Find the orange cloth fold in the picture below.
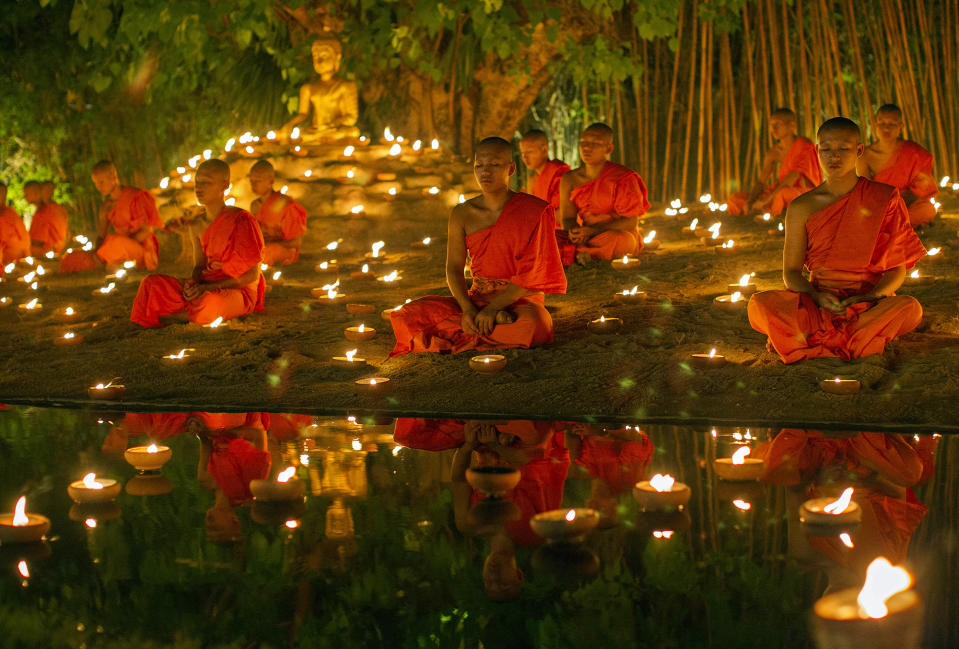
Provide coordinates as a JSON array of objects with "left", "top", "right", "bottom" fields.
[
  {"left": 530, "top": 159, "right": 571, "bottom": 213},
  {"left": 130, "top": 206, "right": 264, "bottom": 327},
  {"left": 390, "top": 193, "right": 566, "bottom": 355},
  {"left": 29, "top": 203, "right": 69, "bottom": 255},
  {"left": 728, "top": 136, "right": 822, "bottom": 216},
  {"left": 748, "top": 178, "right": 925, "bottom": 363},
  {"left": 0, "top": 206, "right": 30, "bottom": 263},
  {"left": 570, "top": 162, "right": 649, "bottom": 259},
  {"left": 575, "top": 434, "right": 655, "bottom": 494},
  {"left": 872, "top": 140, "right": 938, "bottom": 227},
  {"left": 254, "top": 191, "right": 307, "bottom": 265}
]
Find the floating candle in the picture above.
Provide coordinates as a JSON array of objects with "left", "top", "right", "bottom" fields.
[
  {"left": 615, "top": 285, "right": 646, "bottom": 302},
  {"left": 610, "top": 255, "right": 641, "bottom": 270},
  {"left": 587, "top": 315, "right": 623, "bottom": 334},
  {"left": 800, "top": 487, "right": 862, "bottom": 526},
  {"left": 67, "top": 473, "right": 121, "bottom": 504},
  {"left": 712, "top": 446, "right": 765, "bottom": 481},
  {"left": 530, "top": 508, "right": 599, "bottom": 543},
  {"left": 469, "top": 354, "right": 507, "bottom": 375},
  {"left": 344, "top": 324, "right": 376, "bottom": 342},
  {"left": 250, "top": 466, "right": 306, "bottom": 502},
  {"left": 715, "top": 239, "right": 738, "bottom": 255},
  {"left": 0, "top": 497, "right": 50, "bottom": 544},
  {"left": 820, "top": 377, "right": 861, "bottom": 395},
  {"left": 124, "top": 444, "right": 172, "bottom": 472},
  {"left": 690, "top": 348, "right": 726, "bottom": 368},
  {"left": 633, "top": 474, "right": 691, "bottom": 510}
]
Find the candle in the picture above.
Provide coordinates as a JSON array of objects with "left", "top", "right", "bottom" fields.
[
  {"left": 615, "top": 285, "right": 646, "bottom": 302},
  {"left": 713, "top": 292, "right": 746, "bottom": 312},
  {"left": 332, "top": 349, "right": 368, "bottom": 368},
  {"left": 366, "top": 241, "right": 386, "bottom": 260},
  {"left": 712, "top": 447, "right": 765, "bottom": 481},
  {"left": 0, "top": 497, "right": 50, "bottom": 544},
  {"left": 88, "top": 380, "right": 125, "bottom": 400},
  {"left": 314, "top": 260, "right": 339, "bottom": 273},
  {"left": 270, "top": 270, "right": 283, "bottom": 284},
  {"left": 56, "top": 306, "right": 80, "bottom": 323},
  {"left": 203, "top": 316, "right": 225, "bottom": 331},
  {"left": 124, "top": 444, "right": 172, "bottom": 472},
  {"left": 382, "top": 300, "right": 410, "bottom": 321},
  {"left": 727, "top": 273, "right": 757, "bottom": 295},
  {"left": 642, "top": 230, "right": 661, "bottom": 250},
  {"left": 54, "top": 331, "right": 83, "bottom": 346},
  {"left": 800, "top": 487, "right": 862, "bottom": 526},
  {"left": 410, "top": 236, "right": 432, "bottom": 248},
  {"left": 820, "top": 377, "right": 861, "bottom": 395},
  {"left": 92, "top": 282, "right": 117, "bottom": 296},
  {"left": 690, "top": 348, "right": 726, "bottom": 368},
  {"left": 587, "top": 315, "right": 623, "bottom": 334},
  {"left": 17, "top": 298, "right": 41, "bottom": 312},
  {"left": 923, "top": 246, "right": 942, "bottom": 261},
  {"left": 469, "top": 354, "right": 507, "bottom": 374},
  {"left": 530, "top": 508, "right": 600, "bottom": 543},
  {"left": 610, "top": 255, "right": 641, "bottom": 270},
  {"left": 633, "top": 474, "right": 691, "bottom": 511},
  {"left": 250, "top": 466, "right": 306, "bottom": 502},
  {"left": 715, "top": 240, "right": 738, "bottom": 255},
  {"left": 465, "top": 466, "right": 521, "bottom": 497},
  {"left": 344, "top": 324, "right": 376, "bottom": 342},
  {"left": 67, "top": 473, "right": 121, "bottom": 504},
  {"left": 904, "top": 269, "right": 934, "bottom": 285},
  {"left": 377, "top": 270, "right": 402, "bottom": 283},
  {"left": 346, "top": 303, "right": 376, "bottom": 315},
  {"left": 350, "top": 264, "right": 376, "bottom": 280},
  {"left": 160, "top": 348, "right": 195, "bottom": 365},
  {"left": 354, "top": 377, "right": 391, "bottom": 394},
  {"left": 812, "top": 558, "right": 921, "bottom": 649}
]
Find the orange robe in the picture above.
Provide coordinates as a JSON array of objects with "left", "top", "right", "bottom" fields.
[
  {"left": 60, "top": 187, "right": 162, "bottom": 273},
  {"left": 29, "top": 203, "right": 69, "bottom": 256},
  {"left": 253, "top": 191, "right": 307, "bottom": 265},
  {"left": 871, "top": 140, "right": 938, "bottom": 227},
  {"left": 390, "top": 193, "right": 566, "bottom": 355},
  {"left": 531, "top": 159, "right": 571, "bottom": 212},
  {"left": 575, "top": 434, "right": 655, "bottom": 495},
  {"left": 728, "top": 136, "right": 822, "bottom": 216},
  {"left": 748, "top": 178, "right": 925, "bottom": 363},
  {"left": 570, "top": 161, "right": 649, "bottom": 259},
  {"left": 130, "top": 206, "right": 265, "bottom": 327},
  {"left": 0, "top": 206, "right": 30, "bottom": 263}
]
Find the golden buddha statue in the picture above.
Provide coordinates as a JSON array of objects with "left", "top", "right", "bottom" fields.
[{"left": 280, "top": 37, "right": 359, "bottom": 143}]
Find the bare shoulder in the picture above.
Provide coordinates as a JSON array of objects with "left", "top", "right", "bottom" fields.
[
  {"left": 563, "top": 166, "right": 588, "bottom": 187},
  {"left": 450, "top": 200, "right": 478, "bottom": 225},
  {"left": 785, "top": 188, "right": 823, "bottom": 224}
]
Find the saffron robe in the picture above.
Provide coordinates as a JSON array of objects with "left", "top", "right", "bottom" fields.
[
  {"left": 60, "top": 187, "right": 162, "bottom": 272},
  {"left": 570, "top": 162, "right": 650, "bottom": 259},
  {"left": 531, "top": 159, "right": 571, "bottom": 212},
  {"left": 254, "top": 191, "right": 307, "bottom": 265},
  {"left": 748, "top": 178, "right": 925, "bottom": 363},
  {"left": 575, "top": 433, "right": 655, "bottom": 495},
  {"left": 728, "top": 136, "right": 822, "bottom": 216},
  {"left": 390, "top": 193, "right": 566, "bottom": 355},
  {"left": 29, "top": 203, "right": 69, "bottom": 256},
  {"left": 130, "top": 206, "right": 265, "bottom": 327},
  {"left": 0, "top": 206, "right": 30, "bottom": 263},
  {"left": 871, "top": 140, "right": 938, "bottom": 227}
]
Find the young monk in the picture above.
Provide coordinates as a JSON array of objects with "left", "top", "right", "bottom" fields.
[
  {"left": 390, "top": 137, "right": 566, "bottom": 355},
  {"left": 0, "top": 183, "right": 30, "bottom": 264},
  {"left": 519, "top": 130, "right": 570, "bottom": 213},
  {"left": 748, "top": 117, "right": 926, "bottom": 364},
  {"left": 25, "top": 180, "right": 69, "bottom": 256},
  {"left": 728, "top": 108, "right": 821, "bottom": 217},
  {"left": 858, "top": 104, "right": 938, "bottom": 228},
  {"left": 558, "top": 122, "right": 649, "bottom": 263},
  {"left": 130, "top": 159, "right": 265, "bottom": 327},
  {"left": 59, "top": 161, "right": 162, "bottom": 273},
  {"left": 248, "top": 160, "right": 308, "bottom": 265}
]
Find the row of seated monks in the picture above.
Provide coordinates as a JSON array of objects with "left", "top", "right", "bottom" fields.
[{"left": 0, "top": 180, "right": 69, "bottom": 261}]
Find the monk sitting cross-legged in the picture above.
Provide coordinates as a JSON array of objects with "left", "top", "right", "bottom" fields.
[
  {"left": 728, "top": 108, "right": 822, "bottom": 217},
  {"left": 130, "top": 159, "right": 265, "bottom": 327},
  {"left": 0, "top": 182, "right": 30, "bottom": 265},
  {"left": 748, "top": 117, "right": 926, "bottom": 364},
  {"left": 390, "top": 137, "right": 566, "bottom": 355},
  {"left": 248, "top": 160, "right": 307, "bottom": 265},
  {"left": 558, "top": 122, "right": 649, "bottom": 264},
  {"left": 858, "top": 104, "right": 938, "bottom": 228},
  {"left": 25, "top": 180, "right": 68, "bottom": 257},
  {"left": 59, "top": 160, "right": 162, "bottom": 273}
]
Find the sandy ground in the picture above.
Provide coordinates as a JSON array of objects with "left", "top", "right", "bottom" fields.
[{"left": 2, "top": 191, "right": 959, "bottom": 431}]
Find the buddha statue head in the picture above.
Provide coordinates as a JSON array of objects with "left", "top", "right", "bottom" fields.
[{"left": 312, "top": 37, "right": 342, "bottom": 80}]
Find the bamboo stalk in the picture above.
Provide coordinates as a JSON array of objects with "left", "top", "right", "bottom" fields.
[
  {"left": 660, "top": 1, "right": 685, "bottom": 200},
  {"left": 695, "top": 20, "right": 707, "bottom": 197},
  {"left": 781, "top": 0, "right": 794, "bottom": 109},
  {"left": 766, "top": 0, "right": 784, "bottom": 107},
  {"left": 680, "top": 0, "right": 700, "bottom": 201}
]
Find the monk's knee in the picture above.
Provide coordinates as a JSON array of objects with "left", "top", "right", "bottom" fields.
[
  {"left": 895, "top": 295, "right": 923, "bottom": 332},
  {"left": 188, "top": 294, "right": 225, "bottom": 325}
]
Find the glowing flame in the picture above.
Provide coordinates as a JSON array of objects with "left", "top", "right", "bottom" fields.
[
  {"left": 857, "top": 557, "right": 912, "bottom": 619},
  {"left": 388, "top": 143, "right": 402, "bottom": 156},
  {"left": 699, "top": 194, "right": 711, "bottom": 203},
  {"left": 145, "top": 444, "right": 159, "bottom": 454},
  {"left": 927, "top": 247, "right": 941, "bottom": 256},
  {"left": 85, "top": 519, "right": 97, "bottom": 528},
  {"left": 203, "top": 149, "right": 212, "bottom": 159},
  {"left": 940, "top": 175, "right": 950, "bottom": 187},
  {"left": 722, "top": 240, "right": 735, "bottom": 249},
  {"left": 731, "top": 447, "right": 751, "bottom": 465},
  {"left": 708, "top": 222, "right": 721, "bottom": 238},
  {"left": 4, "top": 263, "right": 14, "bottom": 273},
  {"left": 285, "top": 520, "right": 299, "bottom": 529},
  {"left": 17, "top": 561, "right": 29, "bottom": 578},
  {"left": 369, "top": 379, "right": 378, "bottom": 386},
  {"left": 732, "top": 499, "right": 752, "bottom": 510},
  {"left": 345, "top": 349, "right": 357, "bottom": 362},
  {"left": 383, "top": 127, "right": 394, "bottom": 141},
  {"left": 123, "top": 261, "right": 135, "bottom": 269},
  {"left": 428, "top": 186, "right": 440, "bottom": 195},
  {"left": 649, "top": 473, "right": 676, "bottom": 492},
  {"left": 708, "top": 348, "right": 716, "bottom": 358},
  {"left": 280, "top": 185, "right": 288, "bottom": 194},
  {"left": 327, "top": 288, "right": 337, "bottom": 300},
  {"left": 689, "top": 218, "right": 699, "bottom": 230},
  {"left": 266, "top": 130, "right": 276, "bottom": 140},
  {"left": 357, "top": 324, "right": 366, "bottom": 333},
  {"left": 621, "top": 255, "right": 629, "bottom": 264},
  {"left": 25, "top": 298, "right": 38, "bottom": 309},
  {"left": 599, "top": 315, "right": 606, "bottom": 323},
  {"left": 644, "top": 230, "right": 656, "bottom": 243},
  {"left": 326, "top": 241, "right": 339, "bottom": 251},
  {"left": 762, "top": 212, "right": 771, "bottom": 221},
  {"left": 12, "top": 497, "right": 29, "bottom": 526},
  {"left": 824, "top": 487, "right": 854, "bottom": 514},
  {"left": 388, "top": 187, "right": 397, "bottom": 196},
  {"left": 343, "top": 145, "right": 355, "bottom": 157},
  {"left": 458, "top": 194, "right": 466, "bottom": 203},
  {"left": 350, "top": 205, "right": 364, "bottom": 214},
  {"left": 910, "top": 269, "right": 920, "bottom": 278},
  {"left": 351, "top": 439, "right": 362, "bottom": 451},
  {"left": 670, "top": 199, "right": 681, "bottom": 208},
  {"left": 381, "top": 270, "right": 399, "bottom": 282},
  {"left": 730, "top": 291, "right": 742, "bottom": 303},
  {"left": 272, "top": 271, "right": 282, "bottom": 281},
  {"left": 277, "top": 466, "right": 296, "bottom": 483},
  {"left": 421, "top": 237, "right": 431, "bottom": 245},
  {"left": 565, "top": 509, "right": 576, "bottom": 522},
  {"left": 361, "top": 264, "right": 369, "bottom": 273},
  {"left": 739, "top": 274, "right": 750, "bottom": 286},
  {"left": 371, "top": 241, "right": 385, "bottom": 257},
  {"left": 290, "top": 127, "right": 300, "bottom": 140},
  {"left": 208, "top": 316, "right": 223, "bottom": 328},
  {"left": 840, "top": 533, "right": 855, "bottom": 548},
  {"left": 303, "top": 170, "right": 312, "bottom": 178},
  {"left": 653, "top": 530, "right": 675, "bottom": 539},
  {"left": 182, "top": 174, "right": 192, "bottom": 183},
  {"left": 81, "top": 473, "right": 104, "bottom": 490},
  {"left": 63, "top": 332, "right": 75, "bottom": 340},
  {"left": 412, "top": 139, "right": 422, "bottom": 151},
  {"left": 225, "top": 137, "right": 235, "bottom": 152},
  {"left": 159, "top": 177, "right": 170, "bottom": 189}
]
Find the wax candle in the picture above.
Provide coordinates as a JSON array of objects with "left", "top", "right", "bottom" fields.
[
  {"left": 610, "top": 255, "right": 641, "bottom": 270},
  {"left": 350, "top": 264, "right": 376, "bottom": 280},
  {"left": 54, "top": 331, "right": 83, "bottom": 346},
  {"left": 642, "top": 230, "right": 661, "bottom": 250},
  {"left": 346, "top": 303, "right": 377, "bottom": 315},
  {"left": 250, "top": 467, "right": 306, "bottom": 502},
  {"left": 160, "top": 348, "right": 195, "bottom": 365},
  {"left": 690, "top": 348, "right": 726, "bottom": 368},
  {"left": 800, "top": 487, "right": 862, "bottom": 525},
  {"left": 727, "top": 273, "right": 757, "bottom": 295},
  {"left": 203, "top": 316, "right": 225, "bottom": 331},
  {"left": 820, "top": 377, "right": 860, "bottom": 395},
  {"left": 344, "top": 324, "right": 376, "bottom": 342},
  {"left": 713, "top": 292, "right": 746, "bottom": 312},
  {"left": 469, "top": 354, "right": 506, "bottom": 374},
  {"left": 633, "top": 474, "right": 691, "bottom": 510},
  {"left": 56, "top": 306, "right": 80, "bottom": 323},
  {"left": 712, "top": 447, "right": 765, "bottom": 481},
  {"left": 904, "top": 269, "right": 934, "bottom": 285},
  {"left": 587, "top": 315, "right": 623, "bottom": 334},
  {"left": 615, "top": 285, "right": 646, "bottom": 302},
  {"left": 0, "top": 497, "right": 50, "bottom": 544},
  {"left": 530, "top": 508, "right": 600, "bottom": 543},
  {"left": 314, "top": 260, "right": 339, "bottom": 273},
  {"left": 88, "top": 380, "right": 125, "bottom": 400},
  {"left": 67, "top": 473, "right": 121, "bottom": 504},
  {"left": 17, "top": 298, "right": 41, "bottom": 312},
  {"left": 124, "top": 444, "right": 172, "bottom": 472},
  {"left": 354, "top": 377, "right": 391, "bottom": 394},
  {"left": 332, "top": 349, "right": 367, "bottom": 368},
  {"left": 715, "top": 240, "right": 738, "bottom": 255}
]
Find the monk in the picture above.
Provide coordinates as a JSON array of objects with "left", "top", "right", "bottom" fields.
[
  {"left": 59, "top": 161, "right": 162, "bottom": 273},
  {"left": 25, "top": 180, "right": 68, "bottom": 256},
  {"left": 858, "top": 104, "right": 938, "bottom": 228},
  {"left": 130, "top": 159, "right": 265, "bottom": 327},
  {"left": 728, "top": 108, "right": 821, "bottom": 217},
  {"left": 248, "top": 160, "right": 307, "bottom": 265},
  {"left": 748, "top": 117, "right": 926, "bottom": 364},
  {"left": 390, "top": 137, "right": 566, "bottom": 355},
  {"left": 558, "top": 122, "right": 649, "bottom": 263},
  {"left": 0, "top": 183, "right": 30, "bottom": 264},
  {"left": 520, "top": 130, "right": 570, "bottom": 212}
]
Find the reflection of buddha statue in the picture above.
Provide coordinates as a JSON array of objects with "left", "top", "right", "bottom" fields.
[{"left": 280, "top": 37, "right": 359, "bottom": 143}]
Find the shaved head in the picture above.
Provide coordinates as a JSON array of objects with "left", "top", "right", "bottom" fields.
[
  {"left": 817, "top": 117, "right": 861, "bottom": 142},
  {"left": 197, "top": 158, "right": 231, "bottom": 183},
  {"left": 23, "top": 180, "right": 40, "bottom": 191},
  {"left": 474, "top": 136, "right": 513, "bottom": 161},
  {"left": 877, "top": 103, "right": 903, "bottom": 120},
  {"left": 521, "top": 129, "right": 548, "bottom": 145},
  {"left": 583, "top": 122, "right": 614, "bottom": 143},
  {"left": 250, "top": 159, "right": 275, "bottom": 176},
  {"left": 771, "top": 107, "right": 796, "bottom": 123},
  {"left": 92, "top": 160, "right": 116, "bottom": 175}
]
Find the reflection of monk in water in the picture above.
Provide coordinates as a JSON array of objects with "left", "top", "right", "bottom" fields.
[{"left": 279, "top": 38, "right": 359, "bottom": 143}]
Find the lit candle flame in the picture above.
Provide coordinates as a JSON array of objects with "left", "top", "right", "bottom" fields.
[
  {"left": 388, "top": 187, "right": 397, "bottom": 196},
  {"left": 644, "top": 230, "right": 656, "bottom": 243},
  {"left": 927, "top": 247, "right": 940, "bottom": 256},
  {"left": 939, "top": 175, "right": 949, "bottom": 187},
  {"left": 621, "top": 255, "right": 629, "bottom": 264},
  {"left": 345, "top": 349, "right": 357, "bottom": 362},
  {"left": 147, "top": 444, "right": 158, "bottom": 453},
  {"left": 343, "top": 145, "right": 355, "bottom": 157},
  {"left": 290, "top": 127, "right": 300, "bottom": 140},
  {"left": 361, "top": 263, "right": 369, "bottom": 273},
  {"left": 823, "top": 487, "right": 854, "bottom": 514},
  {"left": 699, "top": 193, "right": 711, "bottom": 203},
  {"left": 412, "top": 139, "right": 422, "bottom": 151},
  {"left": 388, "top": 143, "right": 402, "bottom": 156},
  {"left": 82, "top": 473, "right": 104, "bottom": 490},
  {"left": 689, "top": 218, "right": 698, "bottom": 230},
  {"left": 350, "top": 205, "right": 364, "bottom": 214},
  {"left": 25, "top": 298, "right": 38, "bottom": 309},
  {"left": 708, "top": 348, "right": 716, "bottom": 358},
  {"left": 458, "top": 194, "right": 466, "bottom": 204},
  {"left": 225, "top": 137, "right": 235, "bottom": 152},
  {"left": 428, "top": 186, "right": 439, "bottom": 195},
  {"left": 670, "top": 199, "right": 681, "bottom": 208},
  {"left": 383, "top": 127, "right": 394, "bottom": 141},
  {"left": 351, "top": 438, "right": 362, "bottom": 451},
  {"left": 653, "top": 530, "right": 674, "bottom": 539},
  {"left": 708, "top": 222, "right": 721, "bottom": 238},
  {"left": 12, "top": 496, "right": 28, "bottom": 526},
  {"left": 730, "top": 291, "right": 742, "bottom": 303},
  {"left": 64, "top": 332, "right": 75, "bottom": 340},
  {"left": 649, "top": 473, "right": 676, "bottom": 493},
  {"left": 565, "top": 509, "right": 576, "bottom": 522},
  {"left": 369, "top": 379, "right": 378, "bottom": 386},
  {"left": 272, "top": 271, "right": 282, "bottom": 281},
  {"left": 731, "top": 447, "right": 750, "bottom": 465},
  {"left": 371, "top": 241, "right": 385, "bottom": 257},
  {"left": 857, "top": 557, "right": 912, "bottom": 619},
  {"left": 722, "top": 240, "right": 734, "bottom": 248},
  {"left": 285, "top": 520, "right": 299, "bottom": 529},
  {"left": 382, "top": 271, "right": 399, "bottom": 282},
  {"left": 422, "top": 237, "right": 431, "bottom": 245},
  {"left": 326, "top": 241, "right": 339, "bottom": 251},
  {"left": 208, "top": 316, "right": 223, "bottom": 328},
  {"left": 732, "top": 499, "right": 752, "bottom": 510},
  {"left": 277, "top": 466, "right": 296, "bottom": 483},
  {"left": 739, "top": 274, "right": 750, "bottom": 286},
  {"left": 839, "top": 532, "right": 854, "bottom": 548},
  {"left": 599, "top": 315, "right": 606, "bottom": 323},
  {"left": 431, "top": 138, "right": 439, "bottom": 150},
  {"left": 358, "top": 324, "right": 365, "bottom": 332},
  {"left": 17, "top": 560, "right": 29, "bottom": 578},
  {"left": 346, "top": 169, "right": 355, "bottom": 179},
  {"left": 266, "top": 130, "right": 276, "bottom": 140},
  {"left": 327, "top": 288, "right": 337, "bottom": 300},
  {"left": 85, "top": 519, "right": 97, "bottom": 528},
  {"left": 910, "top": 269, "right": 919, "bottom": 278}
]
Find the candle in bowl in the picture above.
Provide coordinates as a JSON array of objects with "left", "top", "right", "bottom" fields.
[
  {"left": 67, "top": 473, "right": 121, "bottom": 504},
  {"left": 587, "top": 315, "right": 623, "bottom": 334},
  {"left": 344, "top": 323, "right": 376, "bottom": 342},
  {"left": 923, "top": 246, "right": 942, "bottom": 262},
  {"left": 812, "top": 557, "right": 921, "bottom": 649},
  {"left": 615, "top": 285, "right": 647, "bottom": 302},
  {"left": 800, "top": 487, "right": 862, "bottom": 526},
  {"left": 610, "top": 255, "right": 641, "bottom": 270},
  {"left": 715, "top": 240, "right": 738, "bottom": 255},
  {"left": 0, "top": 497, "right": 50, "bottom": 544},
  {"left": 642, "top": 230, "right": 662, "bottom": 251},
  {"left": 727, "top": 274, "right": 757, "bottom": 295},
  {"left": 56, "top": 306, "right": 80, "bottom": 323},
  {"left": 350, "top": 264, "right": 376, "bottom": 280},
  {"left": 269, "top": 270, "right": 284, "bottom": 285},
  {"left": 354, "top": 377, "right": 391, "bottom": 394},
  {"left": 332, "top": 349, "right": 368, "bottom": 368},
  {"left": 346, "top": 303, "right": 377, "bottom": 315},
  {"left": 820, "top": 377, "right": 861, "bottom": 395},
  {"left": 312, "top": 286, "right": 344, "bottom": 303},
  {"left": 470, "top": 354, "right": 506, "bottom": 375},
  {"left": 904, "top": 269, "right": 935, "bottom": 285},
  {"left": 17, "top": 298, "right": 41, "bottom": 312},
  {"left": 530, "top": 508, "right": 600, "bottom": 543},
  {"left": 712, "top": 447, "right": 765, "bottom": 481},
  {"left": 88, "top": 381, "right": 125, "bottom": 400},
  {"left": 633, "top": 474, "right": 691, "bottom": 511},
  {"left": 713, "top": 292, "right": 747, "bottom": 312},
  {"left": 124, "top": 443, "right": 172, "bottom": 473},
  {"left": 410, "top": 236, "right": 432, "bottom": 249},
  {"left": 250, "top": 466, "right": 306, "bottom": 502},
  {"left": 377, "top": 270, "right": 402, "bottom": 283},
  {"left": 690, "top": 348, "right": 727, "bottom": 369},
  {"left": 160, "top": 348, "right": 195, "bottom": 366},
  {"left": 203, "top": 316, "right": 226, "bottom": 332},
  {"left": 314, "top": 260, "right": 338, "bottom": 273},
  {"left": 54, "top": 331, "right": 83, "bottom": 346}
]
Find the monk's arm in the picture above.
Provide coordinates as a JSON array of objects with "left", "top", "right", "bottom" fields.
[
  {"left": 840, "top": 265, "right": 907, "bottom": 307},
  {"left": 451, "top": 433, "right": 478, "bottom": 533},
  {"left": 559, "top": 174, "right": 577, "bottom": 231},
  {"left": 747, "top": 150, "right": 778, "bottom": 199},
  {"left": 782, "top": 204, "right": 843, "bottom": 313},
  {"left": 754, "top": 170, "right": 801, "bottom": 208},
  {"left": 445, "top": 207, "right": 481, "bottom": 334},
  {"left": 588, "top": 215, "right": 639, "bottom": 233},
  {"left": 94, "top": 205, "right": 111, "bottom": 246},
  {"left": 131, "top": 224, "right": 154, "bottom": 243},
  {"left": 200, "top": 263, "right": 259, "bottom": 291}
]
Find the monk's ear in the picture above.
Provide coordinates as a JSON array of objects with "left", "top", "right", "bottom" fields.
[
  {"left": 605, "top": 140, "right": 615, "bottom": 155},
  {"left": 508, "top": 161, "right": 516, "bottom": 177},
  {"left": 856, "top": 142, "right": 865, "bottom": 158}
]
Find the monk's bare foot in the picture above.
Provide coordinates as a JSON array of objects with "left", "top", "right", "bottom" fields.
[
  {"left": 495, "top": 310, "right": 515, "bottom": 325},
  {"left": 575, "top": 251, "right": 592, "bottom": 266}
]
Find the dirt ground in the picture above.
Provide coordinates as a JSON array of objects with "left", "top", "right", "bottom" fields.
[{"left": 2, "top": 192, "right": 959, "bottom": 431}]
